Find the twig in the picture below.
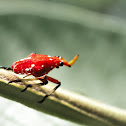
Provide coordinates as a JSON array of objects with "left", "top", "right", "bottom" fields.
[{"left": 0, "top": 69, "right": 126, "bottom": 126}]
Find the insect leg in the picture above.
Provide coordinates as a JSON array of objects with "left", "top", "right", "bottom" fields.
[
  {"left": 21, "top": 84, "right": 32, "bottom": 92},
  {"left": 21, "top": 74, "right": 37, "bottom": 92},
  {"left": 0, "top": 66, "right": 12, "bottom": 70},
  {"left": 7, "top": 79, "right": 22, "bottom": 84},
  {"left": 23, "top": 73, "right": 32, "bottom": 78},
  {"left": 21, "top": 75, "right": 48, "bottom": 92},
  {"left": 38, "top": 76, "right": 61, "bottom": 103},
  {"left": 0, "top": 67, "right": 34, "bottom": 92},
  {"left": 7, "top": 74, "right": 35, "bottom": 92},
  {"left": 37, "top": 75, "right": 48, "bottom": 86},
  {"left": 7, "top": 74, "right": 33, "bottom": 84}
]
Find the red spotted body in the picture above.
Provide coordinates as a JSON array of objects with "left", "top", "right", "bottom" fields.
[
  {"left": 1, "top": 53, "right": 79, "bottom": 103},
  {"left": 12, "top": 53, "right": 63, "bottom": 77}
]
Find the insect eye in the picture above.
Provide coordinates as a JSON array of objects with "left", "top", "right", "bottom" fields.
[
  {"left": 59, "top": 62, "right": 63, "bottom": 66},
  {"left": 57, "top": 56, "right": 60, "bottom": 57}
]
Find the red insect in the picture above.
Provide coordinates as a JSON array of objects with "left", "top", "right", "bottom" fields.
[{"left": 0, "top": 53, "right": 79, "bottom": 103}]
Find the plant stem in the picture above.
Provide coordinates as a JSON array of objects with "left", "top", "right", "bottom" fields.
[{"left": 0, "top": 69, "right": 126, "bottom": 126}]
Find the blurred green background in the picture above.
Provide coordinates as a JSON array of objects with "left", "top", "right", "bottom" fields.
[{"left": 0, "top": 0, "right": 126, "bottom": 126}]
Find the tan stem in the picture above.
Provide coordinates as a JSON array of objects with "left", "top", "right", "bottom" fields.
[{"left": 0, "top": 69, "right": 126, "bottom": 126}]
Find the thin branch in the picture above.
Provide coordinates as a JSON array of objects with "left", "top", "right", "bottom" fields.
[{"left": 0, "top": 69, "right": 126, "bottom": 126}]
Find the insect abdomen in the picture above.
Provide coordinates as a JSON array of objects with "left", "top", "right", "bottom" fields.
[{"left": 12, "top": 59, "right": 33, "bottom": 74}]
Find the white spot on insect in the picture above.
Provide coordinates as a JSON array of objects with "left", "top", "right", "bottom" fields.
[
  {"left": 31, "top": 64, "right": 35, "bottom": 68},
  {"left": 26, "top": 64, "right": 35, "bottom": 71},
  {"left": 25, "top": 68, "right": 29, "bottom": 71},
  {"left": 20, "top": 57, "right": 31, "bottom": 61},
  {"left": 51, "top": 66, "right": 53, "bottom": 68},
  {"left": 41, "top": 65, "right": 44, "bottom": 67},
  {"left": 59, "top": 56, "right": 61, "bottom": 59},
  {"left": 61, "top": 60, "right": 64, "bottom": 62},
  {"left": 49, "top": 58, "right": 53, "bottom": 61},
  {"left": 48, "top": 55, "right": 51, "bottom": 57},
  {"left": 20, "top": 58, "right": 24, "bottom": 61},
  {"left": 26, "top": 57, "right": 31, "bottom": 59}
]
